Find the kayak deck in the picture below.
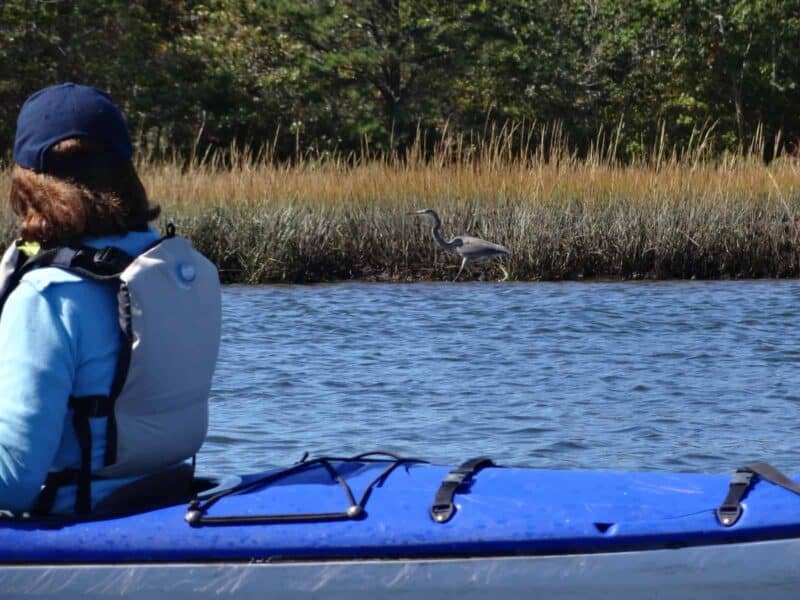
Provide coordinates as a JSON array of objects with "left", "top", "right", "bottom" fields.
[{"left": 1, "top": 457, "right": 799, "bottom": 564}]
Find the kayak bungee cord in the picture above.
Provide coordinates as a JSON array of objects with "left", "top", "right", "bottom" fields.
[{"left": 184, "top": 451, "right": 427, "bottom": 526}]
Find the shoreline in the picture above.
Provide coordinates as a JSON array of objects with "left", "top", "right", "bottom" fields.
[
  {"left": 3, "top": 200, "right": 799, "bottom": 284},
  {"left": 160, "top": 202, "right": 800, "bottom": 284},
  {"left": 2, "top": 150, "right": 798, "bottom": 284},
  {"left": 220, "top": 275, "right": 800, "bottom": 287},
  {"left": 3, "top": 204, "right": 799, "bottom": 284}
]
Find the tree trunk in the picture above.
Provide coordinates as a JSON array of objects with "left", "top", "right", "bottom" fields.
[{"left": 731, "top": 74, "right": 744, "bottom": 148}]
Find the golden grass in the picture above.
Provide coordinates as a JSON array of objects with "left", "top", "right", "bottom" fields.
[
  {"left": 135, "top": 124, "right": 800, "bottom": 212},
  {"left": 1, "top": 123, "right": 799, "bottom": 282}
]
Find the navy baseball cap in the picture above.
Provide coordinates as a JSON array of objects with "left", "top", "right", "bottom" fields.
[{"left": 13, "top": 82, "right": 133, "bottom": 173}]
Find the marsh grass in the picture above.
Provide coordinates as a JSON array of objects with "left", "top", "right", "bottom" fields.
[{"left": 2, "top": 123, "right": 799, "bottom": 282}]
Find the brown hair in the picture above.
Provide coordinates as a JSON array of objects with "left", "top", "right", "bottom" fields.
[{"left": 8, "top": 138, "right": 160, "bottom": 244}]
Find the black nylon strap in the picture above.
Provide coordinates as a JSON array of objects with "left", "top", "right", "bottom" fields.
[
  {"left": 71, "top": 408, "right": 94, "bottom": 515},
  {"left": 746, "top": 462, "right": 800, "bottom": 494},
  {"left": 1, "top": 244, "right": 132, "bottom": 316},
  {"left": 716, "top": 470, "right": 754, "bottom": 526},
  {"left": 69, "top": 395, "right": 113, "bottom": 418},
  {"left": 717, "top": 462, "right": 800, "bottom": 527},
  {"left": 430, "top": 457, "right": 495, "bottom": 523},
  {"left": 31, "top": 469, "right": 80, "bottom": 515},
  {"left": 50, "top": 245, "right": 134, "bottom": 280},
  {"left": 33, "top": 424, "right": 95, "bottom": 516}
]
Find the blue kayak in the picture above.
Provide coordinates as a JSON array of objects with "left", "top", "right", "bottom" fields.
[{"left": 0, "top": 453, "right": 799, "bottom": 599}]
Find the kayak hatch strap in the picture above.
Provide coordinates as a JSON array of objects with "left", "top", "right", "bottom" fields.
[
  {"left": 430, "top": 457, "right": 495, "bottom": 524},
  {"left": 185, "top": 451, "right": 425, "bottom": 526},
  {"left": 716, "top": 462, "right": 800, "bottom": 527}
]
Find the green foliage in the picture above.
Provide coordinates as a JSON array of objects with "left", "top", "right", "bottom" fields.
[
  {"left": 2, "top": 0, "right": 800, "bottom": 160},
  {"left": 0, "top": 0, "right": 191, "bottom": 156}
]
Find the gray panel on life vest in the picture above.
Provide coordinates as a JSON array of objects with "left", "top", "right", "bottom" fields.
[
  {"left": 0, "top": 244, "right": 21, "bottom": 312},
  {"left": 96, "top": 236, "right": 221, "bottom": 478}
]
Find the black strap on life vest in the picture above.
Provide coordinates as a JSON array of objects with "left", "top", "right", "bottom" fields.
[
  {"left": 716, "top": 462, "right": 800, "bottom": 527},
  {"left": 1, "top": 243, "right": 133, "bottom": 313},
  {"left": 31, "top": 463, "right": 197, "bottom": 519},
  {"left": 429, "top": 457, "right": 495, "bottom": 523},
  {"left": 31, "top": 395, "right": 115, "bottom": 516},
  {"left": 71, "top": 395, "right": 115, "bottom": 514},
  {"left": 30, "top": 470, "right": 81, "bottom": 515},
  {"left": 49, "top": 245, "right": 134, "bottom": 279}
]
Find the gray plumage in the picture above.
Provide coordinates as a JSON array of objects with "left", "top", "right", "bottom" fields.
[{"left": 409, "top": 208, "right": 511, "bottom": 281}]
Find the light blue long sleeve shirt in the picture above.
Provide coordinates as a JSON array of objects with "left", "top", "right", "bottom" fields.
[{"left": 0, "top": 228, "right": 160, "bottom": 513}]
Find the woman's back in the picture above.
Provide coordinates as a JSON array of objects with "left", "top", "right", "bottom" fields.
[{"left": 0, "top": 229, "right": 159, "bottom": 511}]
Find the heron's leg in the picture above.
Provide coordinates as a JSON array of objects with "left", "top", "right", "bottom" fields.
[
  {"left": 497, "top": 262, "right": 509, "bottom": 282},
  {"left": 454, "top": 257, "right": 467, "bottom": 281}
]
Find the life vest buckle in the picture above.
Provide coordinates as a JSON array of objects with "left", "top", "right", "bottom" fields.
[{"left": 91, "top": 247, "right": 131, "bottom": 275}]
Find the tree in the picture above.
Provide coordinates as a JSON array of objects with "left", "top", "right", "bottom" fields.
[
  {"left": 0, "top": 0, "right": 199, "bottom": 158},
  {"left": 266, "top": 0, "right": 488, "bottom": 153}
]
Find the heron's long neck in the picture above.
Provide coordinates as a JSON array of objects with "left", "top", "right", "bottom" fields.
[{"left": 431, "top": 222, "right": 456, "bottom": 252}]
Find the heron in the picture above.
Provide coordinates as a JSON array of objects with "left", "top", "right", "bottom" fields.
[{"left": 408, "top": 208, "right": 511, "bottom": 281}]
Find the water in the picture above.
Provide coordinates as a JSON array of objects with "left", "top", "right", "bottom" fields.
[{"left": 201, "top": 281, "right": 800, "bottom": 476}]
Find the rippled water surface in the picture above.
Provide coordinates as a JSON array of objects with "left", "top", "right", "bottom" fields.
[{"left": 200, "top": 281, "right": 800, "bottom": 475}]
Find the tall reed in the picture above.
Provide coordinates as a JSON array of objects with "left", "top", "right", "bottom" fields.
[{"left": 1, "top": 122, "right": 799, "bottom": 282}]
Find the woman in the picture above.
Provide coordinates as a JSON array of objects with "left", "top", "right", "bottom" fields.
[{"left": 0, "top": 83, "right": 221, "bottom": 515}]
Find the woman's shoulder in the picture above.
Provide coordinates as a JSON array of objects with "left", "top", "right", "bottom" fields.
[
  {"left": 12, "top": 266, "right": 119, "bottom": 335},
  {"left": 17, "top": 227, "right": 160, "bottom": 294},
  {"left": 17, "top": 265, "right": 86, "bottom": 293}
]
